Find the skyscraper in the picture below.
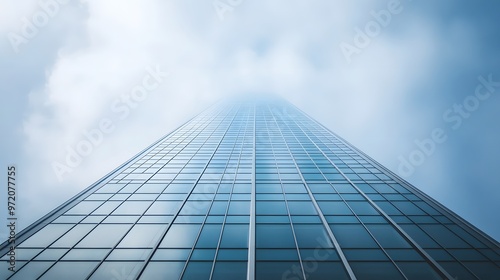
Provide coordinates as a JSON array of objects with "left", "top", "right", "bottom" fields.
[{"left": 1, "top": 97, "right": 499, "bottom": 279}]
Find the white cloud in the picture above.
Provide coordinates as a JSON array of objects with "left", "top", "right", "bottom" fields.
[
  {"left": 17, "top": 0, "right": 427, "bottom": 226},
  {"left": 8, "top": 0, "right": 498, "bottom": 242},
  {"left": 0, "top": 0, "right": 38, "bottom": 33}
]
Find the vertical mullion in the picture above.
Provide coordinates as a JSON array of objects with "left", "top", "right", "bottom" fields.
[
  {"left": 84, "top": 111, "right": 220, "bottom": 280},
  {"left": 135, "top": 104, "right": 239, "bottom": 279},
  {"left": 263, "top": 106, "right": 307, "bottom": 280},
  {"left": 266, "top": 104, "right": 358, "bottom": 280},
  {"left": 247, "top": 102, "right": 256, "bottom": 280},
  {"left": 208, "top": 105, "right": 250, "bottom": 279},
  {"left": 286, "top": 105, "right": 455, "bottom": 280}
]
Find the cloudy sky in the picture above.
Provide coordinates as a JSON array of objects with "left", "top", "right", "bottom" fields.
[{"left": 1, "top": 0, "right": 499, "bottom": 242}]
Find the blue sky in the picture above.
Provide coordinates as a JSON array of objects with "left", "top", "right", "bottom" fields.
[{"left": 1, "top": 0, "right": 499, "bottom": 242}]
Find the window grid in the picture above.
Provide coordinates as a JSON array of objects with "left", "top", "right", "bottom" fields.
[{"left": 1, "top": 98, "right": 499, "bottom": 280}]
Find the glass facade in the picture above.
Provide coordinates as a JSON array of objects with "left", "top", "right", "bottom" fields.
[{"left": 1, "top": 97, "right": 499, "bottom": 279}]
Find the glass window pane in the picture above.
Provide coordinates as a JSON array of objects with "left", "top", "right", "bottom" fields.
[
  {"left": 257, "top": 224, "right": 295, "bottom": 248},
  {"left": 366, "top": 224, "right": 412, "bottom": 248},
  {"left": 287, "top": 201, "right": 317, "bottom": 215},
  {"left": 159, "top": 224, "right": 201, "bottom": 248},
  {"left": 217, "top": 249, "right": 248, "bottom": 261},
  {"left": 52, "top": 215, "right": 85, "bottom": 224},
  {"left": 9, "top": 262, "right": 53, "bottom": 280},
  {"left": 344, "top": 249, "right": 388, "bottom": 261},
  {"left": 180, "top": 200, "right": 211, "bottom": 215},
  {"left": 256, "top": 193, "right": 284, "bottom": 200},
  {"left": 334, "top": 183, "right": 357, "bottom": 193},
  {"left": 196, "top": 224, "right": 223, "bottom": 248},
  {"left": 256, "top": 201, "right": 287, "bottom": 215},
  {"left": 106, "top": 249, "right": 150, "bottom": 261},
  {"left": 290, "top": 216, "right": 321, "bottom": 224},
  {"left": 209, "top": 201, "right": 229, "bottom": 215},
  {"left": 346, "top": 201, "right": 379, "bottom": 215},
  {"left": 65, "top": 201, "right": 103, "bottom": 215},
  {"left": 34, "top": 249, "right": 67, "bottom": 261},
  {"left": 183, "top": 262, "right": 213, "bottom": 278},
  {"left": 300, "top": 248, "right": 340, "bottom": 261},
  {"left": 212, "top": 261, "right": 247, "bottom": 279},
  {"left": 138, "top": 215, "right": 173, "bottom": 224},
  {"left": 205, "top": 215, "right": 225, "bottom": 223},
  {"left": 370, "top": 183, "right": 396, "bottom": 193},
  {"left": 190, "top": 249, "right": 216, "bottom": 261},
  {"left": 51, "top": 224, "right": 95, "bottom": 248},
  {"left": 392, "top": 202, "right": 426, "bottom": 215},
  {"left": 113, "top": 201, "right": 152, "bottom": 215},
  {"left": 447, "top": 225, "right": 487, "bottom": 248},
  {"left": 151, "top": 249, "right": 190, "bottom": 261},
  {"left": 110, "top": 194, "right": 129, "bottom": 201},
  {"left": 146, "top": 201, "right": 183, "bottom": 215},
  {"left": 350, "top": 262, "right": 404, "bottom": 280},
  {"left": 438, "top": 262, "right": 478, "bottom": 279},
  {"left": 62, "top": 249, "right": 108, "bottom": 261},
  {"left": 19, "top": 224, "right": 73, "bottom": 248},
  {"left": 118, "top": 224, "right": 167, "bottom": 248},
  {"left": 139, "top": 262, "right": 184, "bottom": 280},
  {"left": 318, "top": 201, "right": 352, "bottom": 215},
  {"left": 256, "top": 261, "right": 300, "bottom": 280},
  {"left": 85, "top": 194, "right": 112, "bottom": 200},
  {"left": 233, "top": 183, "right": 251, "bottom": 193},
  {"left": 5, "top": 249, "right": 39, "bottom": 261},
  {"left": 164, "top": 183, "right": 193, "bottom": 193},
  {"left": 377, "top": 202, "right": 403, "bottom": 215},
  {"left": 256, "top": 249, "right": 299, "bottom": 261},
  {"left": 226, "top": 215, "right": 250, "bottom": 223},
  {"left": 330, "top": 224, "right": 378, "bottom": 248},
  {"left": 96, "top": 183, "right": 126, "bottom": 193},
  {"left": 136, "top": 184, "right": 167, "bottom": 193},
  {"left": 283, "top": 184, "right": 306, "bottom": 193},
  {"left": 420, "top": 225, "right": 470, "bottom": 248},
  {"left": 396, "top": 262, "right": 442, "bottom": 280},
  {"left": 228, "top": 201, "right": 250, "bottom": 215},
  {"left": 220, "top": 224, "right": 249, "bottom": 248},
  {"left": 93, "top": 201, "right": 121, "bottom": 215},
  {"left": 285, "top": 193, "right": 311, "bottom": 201},
  {"left": 400, "top": 225, "right": 440, "bottom": 248},
  {"left": 294, "top": 224, "right": 333, "bottom": 248},
  {"left": 82, "top": 216, "right": 106, "bottom": 224},
  {"left": 448, "top": 249, "right": 488, "bottom": 261},
  {"left": 308, "top": 184, "right": 336, "bottom": 193},
  {"left": 76, "top": 224, "right": 132, "bottom": 248},
  {"left": 256, "top": 183, "right": 282, "bottom": 193},
  {"left": 89, "top": 261, "right": 142, "bottom": 280},
  {"left": 302, "top": 262, "right": 349, "bottom": 280},
  {"left": 385, "top": 249, "right": 424, "bottom": 261},
  {"left": 40, "top": 261, "right": 99, "bottom": 279},
  {"left": 119, "top": 183, "right": 142, "bottom": 193}
]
